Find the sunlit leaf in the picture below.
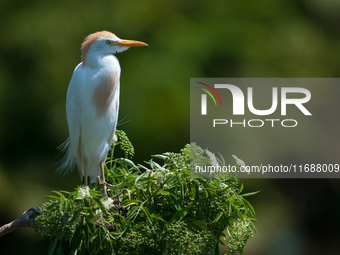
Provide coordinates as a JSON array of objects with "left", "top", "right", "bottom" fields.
[
  {"left": 52, "top": 191, "right": 66, "bottom": 198},
  {"left": 241, "top": 190, "right": 261, "bottom": 197}
]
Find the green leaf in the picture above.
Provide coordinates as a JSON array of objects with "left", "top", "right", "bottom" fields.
[
  {"left": 188, "top": 221, "right": 203, "bottom": 232},
  {"left": 242, "top": 198, "right": 256, "bottom": 217},
  {"left": 125, "top": 206, "right": 139, "bottom": 221},
  {"left": 112, "top": 228, "right": 127, "bottom": 240},
  {"left": 46, "top": 201, "right": 59, "bottom": 210},
  {"left": 46, "top": 195, "right": 62, "bottom": 201},
  {"left": 56, "top": 241, "right": 64, "bottom": 255},
  {"left": 180, "top": 183, "right": 185, "bottom": 200},
  {"left": 217, "top": 237, "right": 226, "bottom": 245},
  {"left": 59, "top": 190, "right": 71, "bottom": 195},
  {"left": 141, "top": 206, "right": 153, "bottom": 226},
  {"left": 241, "top": 190, "right": 261, "bottom": 197},
  {"left": 87, "top": 222, "right": 96, "bottom": 236},
  {"left": 48, "top": 238, "right": 59, "bottom": 255},
  {"left": 134, "top": 171, "right": 149, "bottom": 184},
  {"left": 98, "top": 230, "right": 104, "bottom": 249},
  {"left": 138, "top": 164, "right": 150, "bottom": 171},
  {"left": 71, "top": 228, "right": 84, "bottom": 251},
  {"left": 238, "top": 183, "right": 244, "bottom": 194},
  {"left": 93, "top": 198, "right": 107, "bottom": 215},
  {"left": 249, "top": 220, "right": 258, "bottom": 235},
  {"left": 121, "top": 199, "right": 140, "bottom": 207},
  {"left": 164, "top": 187, "right": 177, "bottom": 197},
  {"left": 59, "top": 201, "right": 64, "bottom": 212},
  {"left": 150, "top": 214, "right": 164, "bottom": 222},
  {"left": 52, "top": 191, "right": 66, "bottom": 198},
  {"left": 150, "top": 160, "right": 162, "bottom": 169},
  {"left": 217, "top": 152, "right": 226, "bottom": 166},
  {"left": 168, "top": 205, "right": 191, "bottom": 224},
  {"left": 89, "top": 229, "right": 97, "bottom": 242},
  {"left": 69, "top": 210, "right": 80, "bottom": 223},
  {"left": 169, "top": 196, "right": 182, "bottom": 211},
  {"left": 152, "top": 154, "right": 169, "bottom": 160},
  {"left": 211, "top": 212, "right": 223, "bottom": 224},
  {"left": 117, "top": 158, "right": 136, "bottom": 168},
  {"left": 168, "top": 210, "right": 183, "bottom": 223}
]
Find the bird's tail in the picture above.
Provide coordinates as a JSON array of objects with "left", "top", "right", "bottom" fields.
[{"left": 57, "top": 137, "right": 76, "bottom": 176}]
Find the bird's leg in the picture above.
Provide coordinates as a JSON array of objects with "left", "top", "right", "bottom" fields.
[
  {"left": 84, "top": 163, "right": 88, "bottom": 186},
  {"left": 100, "top": 162, "right": 108, "bottom": 197},
  {"left": 84, "top": 172, "right": 88, "bottom": 186}
]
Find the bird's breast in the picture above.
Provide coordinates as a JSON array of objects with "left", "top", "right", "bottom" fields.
[{"left": 91, "top": 70, "right": 120, "bottom": 118}]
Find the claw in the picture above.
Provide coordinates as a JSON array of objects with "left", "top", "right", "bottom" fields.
[{"left": 99, "top": 181, "right": 109, "bottom": 197}]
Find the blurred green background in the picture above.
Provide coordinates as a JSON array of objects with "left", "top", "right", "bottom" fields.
[{"left": 1, "top": 0, "right": 340, "bottom": 254}]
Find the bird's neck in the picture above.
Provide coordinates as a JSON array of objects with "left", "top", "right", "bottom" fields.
[{"left": 84, "top": 53, "right": 120, "bottom": 69}]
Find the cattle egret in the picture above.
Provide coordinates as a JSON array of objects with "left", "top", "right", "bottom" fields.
[{"left": 59, "top": 31, "right": 147, "bottom": 196}]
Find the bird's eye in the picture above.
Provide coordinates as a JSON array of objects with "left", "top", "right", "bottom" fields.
[{"left": 106, "top": 40, "right": 112, "bottom": 45}]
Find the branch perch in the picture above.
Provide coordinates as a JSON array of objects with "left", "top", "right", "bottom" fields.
[{"left": 0, "top": 207, "right": 40, "bottom": 238}]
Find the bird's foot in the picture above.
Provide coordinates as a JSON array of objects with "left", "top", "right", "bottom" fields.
[
  {"left": 99, "top": 180, "right": 110, "bottom": 186},
  {"left": 99, "top": 181, "right": 120, "bottom": 207},
  {"left": 99, "top": 181, "right": 109, "bottom": 197}
]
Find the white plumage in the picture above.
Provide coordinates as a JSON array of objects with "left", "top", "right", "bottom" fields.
[{"left": 59, "top": 31, "right": 147, "bottom": 194}]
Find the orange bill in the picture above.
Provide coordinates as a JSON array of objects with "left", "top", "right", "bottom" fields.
[{"left": 117, "top": 39, "right": 148, "bottom": 47}]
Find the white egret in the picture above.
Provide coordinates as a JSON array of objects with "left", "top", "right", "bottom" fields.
[{"left": 59, "top": 31, "right": 147, "bottom": 196}]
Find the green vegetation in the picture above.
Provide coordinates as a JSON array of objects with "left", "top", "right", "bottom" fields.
[{"left": 35, "top": 131, "right": 257, "bottom": 255}]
